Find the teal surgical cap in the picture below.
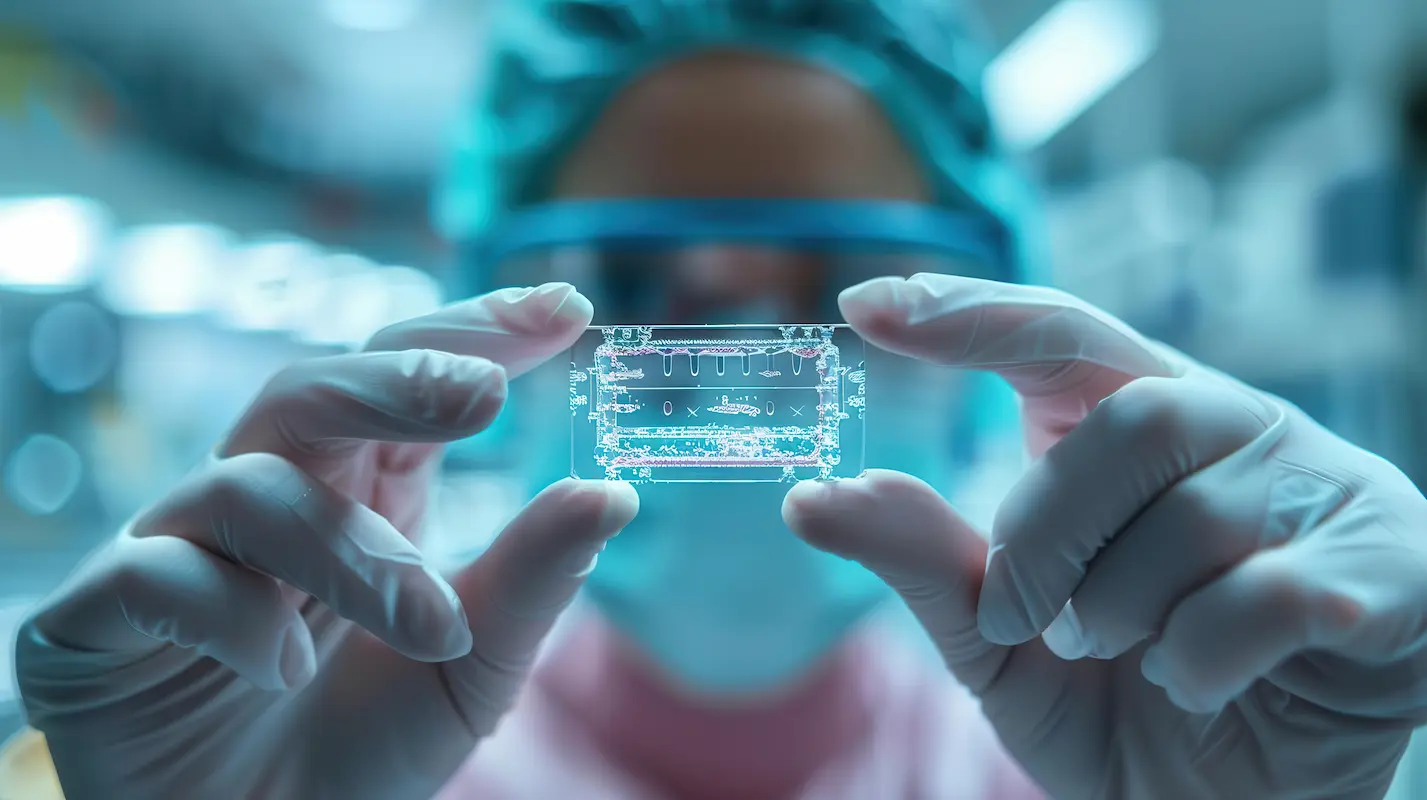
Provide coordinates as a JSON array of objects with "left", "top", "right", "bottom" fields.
[{"left": 436, "top": 0, "right": 1049, "bottom": 283}]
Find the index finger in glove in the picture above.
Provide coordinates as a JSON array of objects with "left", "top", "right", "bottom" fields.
[
  {"left": 221, "top": 283, "right": 591, "bottom": 462},
  {"left": 365, "top": 282, "right": 591, "bottom": 375},
  {"left": 838, "top": 274, "right": 1184, "bottom": 452},
  {"left": 17, "top": 453, "right": 474, "bottom": 702},
  {"left": 133, "top": 452, "right": 472, "bottom": 662},
  {"left": 17, "top": 535, "right": 308, "bottom": 696},
  {"left": 1142, "top": 505, "right": 1427, "bottom": 715},
  {"left": 980, "top": 376, "right": 1277, "bottom": 647},
  {"left": 220, "top": 349, "right": 508, "bottom": 462}
]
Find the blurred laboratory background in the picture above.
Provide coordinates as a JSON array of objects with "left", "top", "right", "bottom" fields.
[{"left": 3, "top": 0, "right": 1427, "bottom": 792}]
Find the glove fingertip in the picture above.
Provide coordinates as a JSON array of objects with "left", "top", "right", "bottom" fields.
[
  {"left": 782, "top": 478, "right": 869, "bottom": 557},
  {"left": 976, "top": 562, "right": 1036, "bottom": 646},
  {"left": 278, "top": 623, "right": 317, "bottom": 689},
  {"left": 837, "top": 278, "right": 911, "bottom": 341},
  {"left": 781, "top": 478, "right": 829, "bottom": 524},
  {"left": 597, "top": 480, "right": 640, "bottom": 532},
  {"left": 548, "top": 285, "right": 595, "bottom": 328},
  {"left": 436, "top": 617, "right": 475, "bottom": 662}
]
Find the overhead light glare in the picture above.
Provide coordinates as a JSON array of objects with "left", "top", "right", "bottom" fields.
[{"left": 985, "top": 0, "right": 1162, "bottom": 151}]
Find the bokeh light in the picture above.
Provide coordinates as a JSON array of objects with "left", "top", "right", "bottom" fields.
[
  {"left": 0, "top": 197, "right": 110, "bottom": 293},
  {"left": 29, "top": 301, "right": 119, "bottom": 393},
  {"left": 100, "top": 224, "right": 230, "bottom": 317},
  {"left": 5, "top": 434, "right": 84, "bottom": 516}
]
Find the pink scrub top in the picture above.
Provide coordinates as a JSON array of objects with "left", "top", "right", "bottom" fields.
[{"left": 436, "top": 617, "right": 1045, "bottom": 800}]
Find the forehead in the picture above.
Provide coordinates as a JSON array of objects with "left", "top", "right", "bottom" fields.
[{"left": 551, "top": 51, "right": 929, "bottom": 202}]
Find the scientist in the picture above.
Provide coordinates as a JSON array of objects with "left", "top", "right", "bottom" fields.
[{"left": 6, "top": 1, "right": 1427, "bottom": 798}]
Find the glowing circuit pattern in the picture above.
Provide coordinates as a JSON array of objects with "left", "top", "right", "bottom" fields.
[{"left": 569, "top": 325, "right": 867, "bottom": 483}]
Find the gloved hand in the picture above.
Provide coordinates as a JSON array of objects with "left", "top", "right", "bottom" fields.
[
  {"left": 15, "top": 283, "right": 638, "bottom": 800},
  {"left": 785, "top": 274, "right": 1427, "bottom": 800}
]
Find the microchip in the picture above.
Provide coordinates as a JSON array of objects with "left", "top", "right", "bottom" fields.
[{"left": 570, "top": 325, "right": 867, "bottom": 483}]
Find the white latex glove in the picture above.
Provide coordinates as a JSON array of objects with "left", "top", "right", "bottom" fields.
[
  {"left": 785, "top": 274, "right": 1427, "bottom": 800},
  {"left": 15, "top": 283, "right": 639, "bottom": 800}
]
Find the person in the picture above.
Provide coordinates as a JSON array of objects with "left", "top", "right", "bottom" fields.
[{"left": 6, "top": 1, "right": 1427, "bottom": 798}]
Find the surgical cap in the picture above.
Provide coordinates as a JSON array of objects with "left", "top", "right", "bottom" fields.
[{"left": 436, "top": 0, "right": 1047, "bottom": 282}]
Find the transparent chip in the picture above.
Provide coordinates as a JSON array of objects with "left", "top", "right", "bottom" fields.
[{"left": 570, "top": 324, "right": 866, "bottom": 483}]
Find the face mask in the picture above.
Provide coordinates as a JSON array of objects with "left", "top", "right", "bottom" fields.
[{"left": 583, "top": 480, "right": 890, "bottom": 693}]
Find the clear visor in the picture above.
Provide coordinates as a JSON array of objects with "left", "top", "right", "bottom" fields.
[
  {"left": 489, "top": 243, "right": 1002, "bottom": 325},
  {"left": 466, "top": 199, "right": 1013, "bottom": 324}
]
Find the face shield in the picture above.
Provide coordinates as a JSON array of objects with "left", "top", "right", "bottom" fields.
[
  {"left": 469, "top": 198, "right": 1010, "bottom": 316},
  {"left": 457, "top": 198, "right": 1013, "bottom": 694}
]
